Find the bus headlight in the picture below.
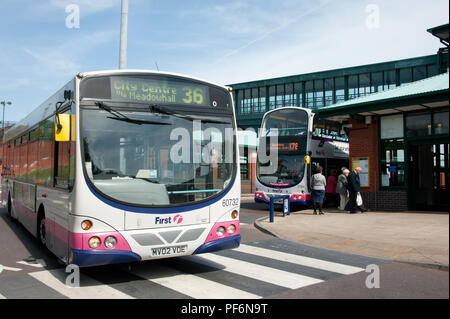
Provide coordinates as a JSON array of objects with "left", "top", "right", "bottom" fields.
[
  {"left": 216, "top": 226, "right": 225, "bottom": 237},
  {"left": 88, "top": 236, "right": 101, "bottom": 249},
  {"left": 104, "top": 236, "right": 117, "bottom": 249},
  {"left": 227, "top": 224, "right": 236, "bottom": 235}
]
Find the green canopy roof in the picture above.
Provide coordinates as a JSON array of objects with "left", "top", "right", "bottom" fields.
[{"left": 315, "top": 72, "right": 449, "bottom": 120}]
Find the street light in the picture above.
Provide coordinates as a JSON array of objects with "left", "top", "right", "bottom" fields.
[{"left": 1, "top": 101, "right": 12, "bottom": 140}]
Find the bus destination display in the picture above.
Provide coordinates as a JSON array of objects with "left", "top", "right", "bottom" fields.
[
  {"left": 110, "top": 77, "right": 210, "bottom": 107},
  {"left": 264, "top": 136, "right": 307, "bottom": 155}
]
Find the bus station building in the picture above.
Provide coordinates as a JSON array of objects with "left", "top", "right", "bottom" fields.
[{"left": 230, "top": 24, "right": 449, "bottom": 210}]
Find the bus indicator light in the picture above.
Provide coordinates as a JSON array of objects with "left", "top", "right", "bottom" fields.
[
  {"left": 231, "top": 211, "right": 238, "bottom": 219},
  {"left": 81, "top": 220, "right": 92, "bottom": 231}
]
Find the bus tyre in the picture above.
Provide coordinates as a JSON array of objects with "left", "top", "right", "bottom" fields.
[{"left": 38, "top": 215, "right": 47, "bottom": 247}]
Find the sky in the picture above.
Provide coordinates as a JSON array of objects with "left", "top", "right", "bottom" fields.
[{"left": 0, "top": 0, "right": 448, "bottom": 122}]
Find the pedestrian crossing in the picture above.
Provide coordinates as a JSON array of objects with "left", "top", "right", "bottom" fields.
[
  {"left": 29, "top": 269, "right": 133, "bottom": 299},
  {"left": 234, "top": 244, "right": 364, "bottom": 275},
  {"left": 130, "top": 263, "right": 260, "bottom": 299},
  {"left": 0, "top": 239, "right": 376, "bottom": 299}
]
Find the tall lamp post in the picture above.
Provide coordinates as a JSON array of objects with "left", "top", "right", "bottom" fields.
[
  {"left": 119, "top": 0, "right": 129, "bottom": 69},
  {"left": 1, "top": 101, "right": 12, "bottom": 140}
]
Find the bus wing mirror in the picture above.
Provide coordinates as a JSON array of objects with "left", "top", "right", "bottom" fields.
[
  {"left": 55, "top": 114, "right": 71, "bottom": 142},
  {"left": 304, "top": 155, "right": 311, "bottom": 165}
]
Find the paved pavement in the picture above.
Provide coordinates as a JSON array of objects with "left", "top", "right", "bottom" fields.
[
  {"left": 253, "top": 206, "right": 449, "bottom": 270},
  {"left": 1, "top": 203, "right": 448, "bottom": 299}
]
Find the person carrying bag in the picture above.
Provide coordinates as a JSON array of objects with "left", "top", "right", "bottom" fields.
[{"left": 345, "top": 167, "right": 367, "bottom": 214}]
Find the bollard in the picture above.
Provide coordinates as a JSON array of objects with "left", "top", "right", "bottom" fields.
[{"left": 269, "top": 195, "right": 290, "bottom": 223}]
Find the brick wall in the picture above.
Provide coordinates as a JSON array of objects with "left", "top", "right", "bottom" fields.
[
  {"left": 348, "top": 117, "right": 408, "bottom": 211},
  {"left": 361, "top": 191, "right": 408, "bottom": 211},
  {"left": 348, "top": 117, "right": 379, "bottom": 193}
]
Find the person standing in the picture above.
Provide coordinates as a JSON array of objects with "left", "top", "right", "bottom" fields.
[
  {"left": 346, "top": 167, "right": 367, "bottom": 214},
  {"left": 325, "top": 169, "right": 338, "bottom": 208},
  {"left": 311, "top": 166, "right": 326, "bottom": 215},
  {"left": 336, "top": 168, "right": 350, "bottom": 211}
]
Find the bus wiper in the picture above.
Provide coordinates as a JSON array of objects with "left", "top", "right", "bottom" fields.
[
  {"left": 96, "top": 101, "right": 128, "bottom": 120},
  {"left": 149, "top": 104, "right": 231, "bottom": 124},
  {"left": 107, "top": 117, "right": 171, "bottom": 126},
  {"left": 96, "top": 102, "right": 171, "bottom": 126}
]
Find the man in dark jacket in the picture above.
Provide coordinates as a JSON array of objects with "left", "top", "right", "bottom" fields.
[{"left": 346, "top": 167, "right": 367, "bottom": 214}]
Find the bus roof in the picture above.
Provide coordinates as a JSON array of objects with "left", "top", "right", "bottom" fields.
[{"left": 3, "top": 70, "right": 232, "bottom": 143}]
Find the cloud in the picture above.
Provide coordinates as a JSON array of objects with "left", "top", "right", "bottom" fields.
[
  {"left": 217, "top": 0, "right": 332, "bottom": 61},
  {"left": 24, "top": 30, "right": 116, "bottom": 75},
  {"left": 175, "top": 0, "right": 448, "bottom": 86}
]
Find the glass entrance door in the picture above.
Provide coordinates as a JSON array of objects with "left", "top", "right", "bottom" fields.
[{"left": 409, "top": 141, "right": 449, "bottom": 211}]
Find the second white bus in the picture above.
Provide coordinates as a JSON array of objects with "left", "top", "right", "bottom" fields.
[{"left": 254, "top": 107, "right": 349, "bottom": 207}]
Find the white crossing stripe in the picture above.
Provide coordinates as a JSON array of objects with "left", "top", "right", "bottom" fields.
[
  {"left": 0, "top": 292, "right": 6, "bottom": 299},
  {"left": 17, "top": 259, "right": 47, "bottom": 268},
  {"left": 237, "top": 244, "right": 365, "bottom": 275},
  {"left": 130, "top": 264, "right": 260, "bottom": 299},
  {"left": 188, "top": 254, "right": 322, "bottom": 289},
  {"left": 1, "top": 266, "right": 22, "bottom": 272},
  {"left": 30, "top": 269, "right": 133, "bottom": 299},
  {"left": 240, "top": 222, "right": 249, "bottom": 225}
]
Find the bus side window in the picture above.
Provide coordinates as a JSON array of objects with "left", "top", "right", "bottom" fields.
[{"left": 39, "top": 118, "right": 54, "bottom": 186}]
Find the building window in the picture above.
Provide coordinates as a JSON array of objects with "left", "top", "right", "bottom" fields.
[
  {"left": 294, "top": 82, "right": 302, "bottom": 107},
  {"left": 313, "top": 79, "right": 324, "bottom": 109},
  {"left": 251, "top": 88, "right": 260, "bottom": 113},
  {"left": 380, "top": 114, "right": 404, "bottom": 139},
  {"left": 359, "top": 73, "right": 370, "bottom": 96},
  {"left": 413, "top": 66, "right": 427, "bottom": 81},
  {"left": 371, "top": 72, "right": 383, "bottom": 93},
  {"left": 305, "top": 81, "right": 314, "bottom": 108},
  {"left": 348, "top": 75, "right": 358, "bottom": 99},
  {"left": 380, "top": 139, "right": 406, "bottom": 188},
  {"left": 324, "top": 78, "right": 333, "bottom": 106},
  {"left": 268, "top": 86, "right": 276, "bottom": 110},
  {"left": 237, "top": 90, "right": 243, "bottom": 114},
  {"left": 384, "top": 70, "right": 396, "bottom": 89},
  {"left": 259, "top": 87, "right": 266, "bottom": 112},
  {"left": 380, "top": 115, "right": 406, "bottom": 188},
  {"left": 335, "top": 77, "right": 345, "bottom": 103},
  {"left": 399, "top": 68, "right": 413, "bottom": 86},
  {"left": 427, "top": 64, "right": 438, "bottom": 77},
  {"left": 406, "top": 112, "right": 432, "bottom": 137},
  {"left": 433, "top": 111, "right": 449, "bottom": 135},
  {"left": 240, "top": 155, "right": 249, "bottom": 180},
  {"left": 276, "top": 84, "right": 284, "bottom": 108},
  {"left": 284, "top": 83, "right": 295, "bottom": 107}
]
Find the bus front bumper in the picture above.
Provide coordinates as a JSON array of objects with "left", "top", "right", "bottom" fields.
[
  {"left": 70, "top": 249, "right": 141, "bottom": 267},
  {"left": 193, "top": 234, "right": 241, "bottom": 255}
]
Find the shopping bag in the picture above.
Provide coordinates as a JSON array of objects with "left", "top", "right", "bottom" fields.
[{"left": 356, "top": 194, "right": 363, "bottom": 207}]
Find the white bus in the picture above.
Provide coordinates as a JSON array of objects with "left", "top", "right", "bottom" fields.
[
  {"left": 254, "top": 107, "right": 349, "bottom": 207},
  {"left": 1, "top": 70, "right": 240, "bottom": 267}
]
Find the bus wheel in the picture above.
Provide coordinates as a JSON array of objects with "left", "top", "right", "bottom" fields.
[{"left": 38, "top": 214, "right": 47, "bottom": 246}]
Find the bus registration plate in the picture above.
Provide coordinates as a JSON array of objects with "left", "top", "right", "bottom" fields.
[{"left": 151, "top": 245, "right": 188, "bottom": 257}]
